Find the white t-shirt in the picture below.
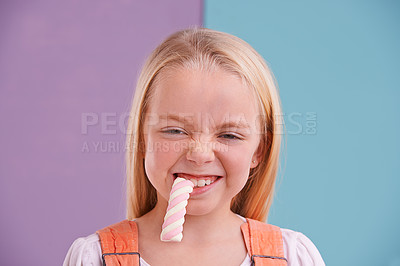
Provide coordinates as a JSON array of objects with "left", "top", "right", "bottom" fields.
[{"left": 63, "top": 217, "right": 325, "bottom": 266}]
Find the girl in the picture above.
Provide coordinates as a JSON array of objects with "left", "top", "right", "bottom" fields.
[{"left": 64, "top": 28, "right": 325, "bottom": 266}]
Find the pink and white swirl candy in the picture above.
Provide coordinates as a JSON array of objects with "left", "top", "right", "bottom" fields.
[{"left": 160, "top": 177, "right": 194, "bottom": 242}]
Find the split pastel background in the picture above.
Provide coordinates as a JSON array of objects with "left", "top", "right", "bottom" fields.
[{"left": 0, "top": 0, "right": 399, "bottom": 265}]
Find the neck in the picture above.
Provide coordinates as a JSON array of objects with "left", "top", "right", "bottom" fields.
[{"left": 143, "top": 196, "right": 244, "bottom": 246}]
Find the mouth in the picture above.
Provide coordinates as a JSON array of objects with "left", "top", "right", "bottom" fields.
[{"left": 173, "top": 173, "right": 222, "bottom": 188}]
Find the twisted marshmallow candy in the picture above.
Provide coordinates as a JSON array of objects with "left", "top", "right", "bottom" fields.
[{"left": 160, "top": 177, "right": 194, "bottom": 242}]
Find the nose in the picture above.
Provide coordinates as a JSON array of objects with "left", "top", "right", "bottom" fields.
[{"left": 186, "top": 139, "right": 215, "bottom": 165}]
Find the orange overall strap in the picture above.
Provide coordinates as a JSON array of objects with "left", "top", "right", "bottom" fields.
[
  {"left": 96, "top": 220, "right": 140, "bottom": 266},
  {"left": 240, "top": 218, "right": 287, "bottom": 266}
]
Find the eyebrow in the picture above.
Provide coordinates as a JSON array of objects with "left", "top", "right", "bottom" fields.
[
  {"left": 218, "top": 121, "right": 250, "bottom": 130},
  {"left": 158, "top": 114, "right": 250, "bottom": 130},
  {"left": 158, "top": 114, "right": 193, "bottom": 124}
]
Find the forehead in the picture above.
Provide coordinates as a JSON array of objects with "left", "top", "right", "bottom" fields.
[{"left": 148, "top": 67, "right": 260, "bottom": 126}]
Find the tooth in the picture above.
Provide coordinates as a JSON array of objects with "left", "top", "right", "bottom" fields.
[
  {"left": 190, "top": 179, "right": 197, "bottom": 186},
  {"left": 197, "top": 180, "right": 206, "bottom": 187},
  {"left": 205, "top": 180, "right": 211, "bottom": 185}
]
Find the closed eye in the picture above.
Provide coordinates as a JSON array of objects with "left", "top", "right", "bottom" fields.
[
  {"left": 219, "top": 133, "right": 242, "bottom": 140},
  {"left": 162, "top": 128, "right": 187, "bottom": 135}
]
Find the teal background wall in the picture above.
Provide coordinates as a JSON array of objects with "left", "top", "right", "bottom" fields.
[{"left": 205, "top": 1, "right": 400, "bottom": 265}]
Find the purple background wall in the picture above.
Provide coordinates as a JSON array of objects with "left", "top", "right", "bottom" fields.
[{"left": 0, "top": 1, "right": 201, "bottom": 265}]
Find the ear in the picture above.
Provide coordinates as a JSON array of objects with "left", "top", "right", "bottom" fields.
[{"left": 250, "top": 144, "right": 263, "bottom": 169}]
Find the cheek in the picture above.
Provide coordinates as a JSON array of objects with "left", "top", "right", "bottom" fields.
[
  {"left": 221, "top": 141, "right": 260, "bottom": 183},
  {"left": 221, "top": 148, "right": 252, "bottom": 181},
  {"left": 144, "top": 137, "right": 185, "bottom": 175}
]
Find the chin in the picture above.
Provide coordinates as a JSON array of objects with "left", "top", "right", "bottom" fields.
[
  {"left": 185, "top": 202, "right": 209, "bottom": 216},
  {"left": 185, "top": 200, "right": 222, "bottom": 217}
]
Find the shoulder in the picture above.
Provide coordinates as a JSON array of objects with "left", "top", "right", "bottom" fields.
[
  {"left": 63, "top": 233, "right": 102, "bottom": 266},
  {"left": 281, "top": 228, "right": 325, "bottom": 266},
  {"left": 239, "top": 216, "right": 324, "bottom": 265}
]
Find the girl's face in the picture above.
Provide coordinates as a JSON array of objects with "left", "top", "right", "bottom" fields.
[{"left": 143, "top": 67, "right": 262, "bottom": 216}]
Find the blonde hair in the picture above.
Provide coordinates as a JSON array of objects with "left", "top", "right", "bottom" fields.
[{"left": 126, "top": 28, "right": 283, "bottom": 222}]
